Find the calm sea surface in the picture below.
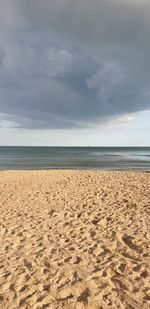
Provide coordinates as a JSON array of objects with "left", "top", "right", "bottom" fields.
[{"left": 0, "top": 146, "right": 150, "bottom": 170}]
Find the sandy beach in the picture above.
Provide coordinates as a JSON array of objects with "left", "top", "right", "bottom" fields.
[{"left": 0, "top": 170, "right": 149, "bottom": 309}]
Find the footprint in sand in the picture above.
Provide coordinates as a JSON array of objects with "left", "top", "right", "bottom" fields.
[{"left": 122, "top": 234, "right": 143, "bottom": 253}]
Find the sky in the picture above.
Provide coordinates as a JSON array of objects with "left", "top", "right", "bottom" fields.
[{"left": 0, "top": 0, "right": 150, "bottom": 146}]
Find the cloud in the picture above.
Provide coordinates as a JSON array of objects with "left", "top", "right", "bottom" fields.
[
  {"left": 0, "top": 0, "right": 150, "bottom": 129},
  {"left": 104, "top": 115, "right": 134, "bottom": 128},
  {"left": 86, "top": 62, "right": 125, "bottom": 102}
]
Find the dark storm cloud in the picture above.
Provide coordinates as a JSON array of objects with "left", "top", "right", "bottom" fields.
[{"left": 0, "top": 0, "right": 150, "bottom": 129}]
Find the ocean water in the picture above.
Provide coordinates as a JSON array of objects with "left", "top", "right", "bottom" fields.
[{"left": 0, "top": 146, "right": 150, "bottom": 170}]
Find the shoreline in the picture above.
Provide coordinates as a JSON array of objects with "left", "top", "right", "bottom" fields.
[{"left": 0, "top": 168, "right": 150, "bottom": 172}]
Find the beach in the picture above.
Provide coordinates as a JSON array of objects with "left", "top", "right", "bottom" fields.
[{"left": 0, "top": 170, "right": 149, "bottom": 309}]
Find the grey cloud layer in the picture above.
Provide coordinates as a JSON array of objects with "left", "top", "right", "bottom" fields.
[{"left": 0, "top": 0, "right": 150, "bottom": 129}]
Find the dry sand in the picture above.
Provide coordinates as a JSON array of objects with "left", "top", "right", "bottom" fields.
[{"left": 0, "top": 170, "right": 149, "bottom": 309}]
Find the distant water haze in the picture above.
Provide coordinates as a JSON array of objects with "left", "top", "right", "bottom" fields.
[{"left": 0, "top": 147, "right": 150, "bottom": 170}]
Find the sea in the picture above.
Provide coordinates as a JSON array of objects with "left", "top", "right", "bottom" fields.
[{"left": 0, "top": 146, "right": 150, "bottom": 170}]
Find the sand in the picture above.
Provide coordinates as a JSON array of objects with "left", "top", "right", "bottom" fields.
[{"left": 0, "top": 170, "right": 149, "bottom": 309}]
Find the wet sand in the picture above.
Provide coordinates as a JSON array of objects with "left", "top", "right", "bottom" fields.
[{"left": 0, "top": 170, "right": 149, "bottom": 309}]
